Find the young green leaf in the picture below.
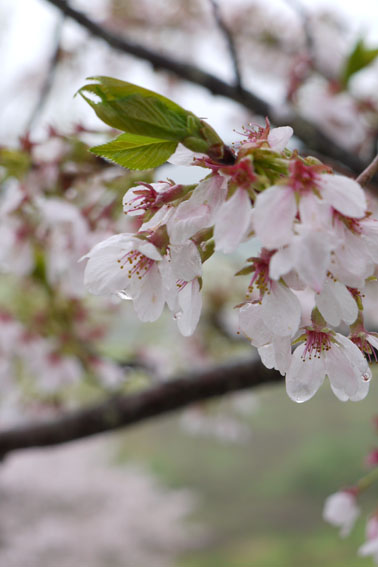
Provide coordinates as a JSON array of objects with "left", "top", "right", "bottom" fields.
[
  {"left": 79, "top": 76, "right": 200, "bottom": 140},
  {"left": 79, "top": 76, "right": 230, "bottom": 169},
  {"left": 91, "top": 132, "right": 178, "bottom": 170},
  {"left": 341, "top": 38, "right": 378, "bottom": 88}
]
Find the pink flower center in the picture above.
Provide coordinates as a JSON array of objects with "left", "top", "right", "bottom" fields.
[
  {"left": 240, "top": 117, "right": 271, "bottom": 147},
  {"left": 334, "top": 212, "right": 363, "bottom": 234},
  {"left": 247, "top": 249, "right": 274, "bottom": 299},
  {"left": 223, "top": 159, "right": 256, "bottom": 190},
  {"left": 302, "top": 330, "right": 332, "bottom": 360},
  {"left": 350, "top": 334, "right": 378, "bottom": 363},
  {"left": 117, "top": 250, "right": 154, "bottom": 280},
  {"left": 125, "top": 183, "right": 158, "bottom": 214},
  {"left": 288, "top": 159, "right": 320, "bottom": 194}
]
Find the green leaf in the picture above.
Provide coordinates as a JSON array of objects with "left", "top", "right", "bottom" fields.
[
  {"left": 91, "top": 133, "right": 178, "bottom": 170},
  {"left": 341, "top": 38, "right": 378, "bottom": 87},
  {"left": 79, "top": 76, "right": 200, "bottom": 140},
  {"left": 79, "top": 76, "right": 228, "bottom": 170},
  {"left": 83, "top": 76, "right": 190, "bottom": 114},
  {"left": 0, "top": 148, "right": 31, "bottom": 180}
]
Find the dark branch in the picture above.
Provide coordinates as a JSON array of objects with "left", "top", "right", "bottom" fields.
[
  {"left": 25, "top": 16, "right": 65, "bottom": 132},
  {"left": 0, "top": 357, "right": 281, "bottom": 458},
  {"left": 356, "top": 154, "right": 378, "bottom": 187},
  {"left": 209, "top": 0, "right": 243, "bottom": 89},
  {"left": 44, "top": 0, "right": 366, "bottom": 174}
]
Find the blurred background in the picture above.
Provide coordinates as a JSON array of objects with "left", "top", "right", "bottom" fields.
[{"left": 1, "top": 0, "right": 378, "bottom": 565}]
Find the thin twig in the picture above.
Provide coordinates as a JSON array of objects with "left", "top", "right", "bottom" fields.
[
  {"left": 0, "top": 357, "right": 280, "bottom": 458},
  {"left": 285, "top": 0, "right": 314, "bottom": 54},
  {"left": 43, "top": 0, "right": 367, "bottom": 175},
  {"left": 209, "top": 0, "right": 242, "bottom": 89},
  {"left": 356, "top": 154, "right": 378, "bottom": 187},
  {"left": 25, "top": 16, "right": 65, "bottom": 133}
]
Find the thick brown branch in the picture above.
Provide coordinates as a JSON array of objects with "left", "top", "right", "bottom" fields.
[
  {"left": 356, "top": 154, "right": 378, "bottom": 187},
  {"left": 0, "top": 357, "right": 281, "bottom": 458},
  {"left": 45, "top": 0, "right": 366, "bottom": 174}
]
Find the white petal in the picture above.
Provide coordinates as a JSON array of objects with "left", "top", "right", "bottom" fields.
[
  {"left": 269, "top": 247, "right": 294, "bottom": 280},
  {"left": 254, "top": 185, "right": 296, "bottom": 249},
  {"left": 261, "top": 283, "right": 301, "bottom": 337},
  {"left": 331, "top": 227, "right": 373, "bottom": 287},
  {"left": 214, "top": 188, "right": 252, "bottom": 253},
  {"left": 319, "top": 174, "right": 366, "bottom": 218},
  {"left": 361, "top": 218, "right": 378, "bottom": 263},
  {"left": 169, "top": 242, "right": 202, "bottom": 281},
  {"left": 286, "top": 344, "right": 325, "bottom": 403},
  {"left": 136, "top": 240, "right": 162, "bottom": 261},
  {"left": 329, "top": 384, "right": 349, "bottom": 402},
  {"left": 176, "top": 279, "right": 202, "bottom": 336},
  {"left": 238, "top": 303, "right": 272, "bottom": 346},
  {"left": 292, "top": 229, "right": 331, "bottom": 292},
  {"left": 325, "top": 336, "right": 367, "bottom": 399},
  {"left": 267, "top": 126, "right": 293, "bottom": 152},
  {"left": 349, "top": 377, "right": 370, "bottom": 401},
  {"left": 316, "top": 280, "right": 357, "bottom": 326},
  {"left": 167, "top": 175, "right": 226, "bottom": 243},
  {"left": 337, "top": 333, "right": 369, "bottom": 375},
  {"left": 367, "top": 334, "right": 378, "bottom": 350},
  {"left": 83, "top": 234, "right": 134, "bottom": 295},
  {"left": 133, "top": 263, "right": 165, "bottom": 322},
  {"left": 258, "top": 335, "right": 291, "bottom": 375},
  {"left": 168, "top": 143, "right": 205, "bottom": 165},
  {"left": 257, "top": 343, "right": 277, "bottom": 370},
  {"left": 141, "top": 205, "right": 174, "bottom": 231},
  {"left": 298, "top": 192, "right": 332, "bottom": 227}
]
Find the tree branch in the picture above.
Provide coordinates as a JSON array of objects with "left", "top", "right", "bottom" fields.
[
  {"left": 209, "top": 0, "right": 242, "bottom": 90},
  {"left": 0, "top": 357, "right": 281, "bottom": 458},
  {"left": 44, "top": 0, "right": 366, "bottom": 174},
  {"left": 25, "top": 16, "right": 65, "bottom": 133},
  {"left": 356, "top": 153, "right": 378, "bottom": 187}
]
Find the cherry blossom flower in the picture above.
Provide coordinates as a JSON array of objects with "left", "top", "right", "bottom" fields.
[
  {"left": 83, "top": 233, "right": 166, "bottom": 322},
  {"left": 330, "top": 214, "right": 378, "bottom": 288},
  {"left": 285, "top": 329, "right": 370, "bottom": 403},
  {"left": 239, "top": 119, "right": 293, "bottom": 153},
  {"left": 83, "top": 231, "right": 203, "bottom": 330},
  {"left": 359, "top": 516, "right": 378, "bottom": 564},
  {"left": 160, "top": 241, "right": 203, "bottom": 336},
  {"left": 123, "top": 182, "right": 172, "bottom": 216},
  {"left": 238, "top": 249, "right": 301, "bottom": 348},
  {"left": 323, "top": 490, "right": 360, "bottom": 537},
  {"left": 254, "top": 159, "right": 366, "bottom": 251}
]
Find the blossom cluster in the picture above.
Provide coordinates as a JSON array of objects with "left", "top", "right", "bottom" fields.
[
  {"left": 0, "top": 129, "right": 147, "bottom": 416},
  {"left": 84, "top": 120, "right": 378, "bottom": 403}
]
